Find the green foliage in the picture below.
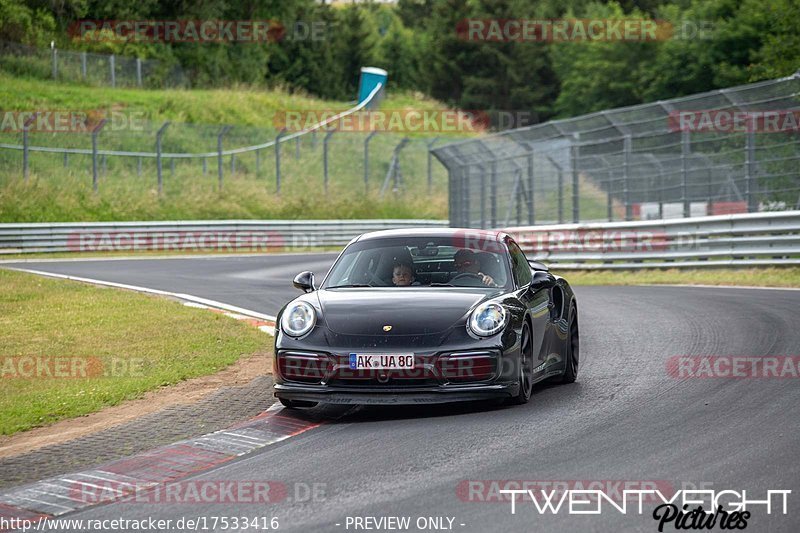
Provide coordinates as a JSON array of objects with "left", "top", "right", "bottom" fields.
[
  {"left": 550, "top": 2, "right": 658, "bottom": 117},
  {"left": 2, "top": 0, "right": 800, "bottom": 128},
  {"left": 0, "top": 0, "right": 56, "bottom": 45}
]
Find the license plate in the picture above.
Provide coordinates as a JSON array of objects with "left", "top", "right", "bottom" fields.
[{"left": 349, "top": 353, "right": 414, "bottom": 370}]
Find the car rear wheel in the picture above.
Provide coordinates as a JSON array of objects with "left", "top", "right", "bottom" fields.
[
  {"left": 509, "top": 323, "right": 534, "bottom": 405},
  {"left": 561, "top": 306, "right": 579, "bottom": 384},
  {"left": 279, "top": 398, "right": 318, "bottom": 409}
]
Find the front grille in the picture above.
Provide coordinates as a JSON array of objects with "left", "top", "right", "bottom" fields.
[
  {"left": 437, "top": 352, "right": 497, "bottom": 383},
  {"left": 277, "top": 352, "right": 331, "bottom": 384}
]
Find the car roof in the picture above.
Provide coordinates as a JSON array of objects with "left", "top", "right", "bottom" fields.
[{"left": 354, "top": 227, "right": 509, "bottom": 242}]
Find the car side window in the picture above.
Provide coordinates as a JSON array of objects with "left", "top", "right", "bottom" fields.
[{"left": 507, "top": 240, "right": 532, "bottom": 287}]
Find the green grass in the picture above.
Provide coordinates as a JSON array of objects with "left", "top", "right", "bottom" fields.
[
  {"left": 0, "top": 73, "right": 451, "bottom": 126},
  {"left": 0, "top": 269, "right": 268, "bottom": 435},
  {"left": 0, "top": 73, "right": 469, "bottom": 222},
  {"left": 557, "top": 267, "right": 800, "bottom": 288}
]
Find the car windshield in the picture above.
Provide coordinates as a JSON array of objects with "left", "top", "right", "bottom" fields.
[{"left": 322, "top": 236, "right": 512, "bottom": 289}]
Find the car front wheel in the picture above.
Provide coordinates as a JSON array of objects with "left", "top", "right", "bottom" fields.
[
  {"left": 561, "top": 305, "right": 579, "bottom": 384},
  {"left": 509, "top": 323, "right": 534, "bottom": 405}
]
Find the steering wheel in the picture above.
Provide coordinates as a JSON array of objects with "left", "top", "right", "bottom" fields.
[
  {"left": 450, "top": 272, "right": 485, "bottom": 285},
  {"left": 364, "top": 269, "right": 390, "bottom": 286}
]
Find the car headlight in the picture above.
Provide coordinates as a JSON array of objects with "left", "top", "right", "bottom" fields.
[
  {"left": 281, "top": 301, "right": 316, "bottom": 337},
  {"left": 468, "top": 302, "right": 507, "bottom": 337}
]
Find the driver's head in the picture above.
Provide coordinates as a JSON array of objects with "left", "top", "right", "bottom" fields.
[
  {"left": 454, "top": 249, "right": 480, "bottom": 273},
  {"left": 392, "top": 262, "right": 415, "bottom": 286}
]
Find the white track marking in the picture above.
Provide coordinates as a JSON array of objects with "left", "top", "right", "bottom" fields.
[
  {"left": 5, "top": 267, "right": 278, "bottom": 323},
  {"left": 634, "top": 283, "right": 800, "bottom": 291}
]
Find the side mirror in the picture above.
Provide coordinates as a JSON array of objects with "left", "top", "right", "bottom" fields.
[
  {"left": 293, "top": 271, "right": 315, "bottom": 293},
  {"left": 528, "top": 259, "right": 550, "bottom": 272},
  {"left": 531, "top": 270, "right": 555, "bottom": 290}
]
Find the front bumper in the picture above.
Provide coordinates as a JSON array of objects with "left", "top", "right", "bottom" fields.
[
  {"left": 273, "top": 324, "right": 522, "bottom": 405},
  {"left": 274, "top": 382, "right": 518, "bottom": 405}
]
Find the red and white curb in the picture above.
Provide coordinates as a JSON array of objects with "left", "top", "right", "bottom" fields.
[
  {"left": 0, "top": 403, "right": 320, "bottom": 527},
  {"left": 182, "top": 302, "right": 276, "bottom": 335},
  {"left": 4, "top": 268, "right": 278, "bottom": 335}
]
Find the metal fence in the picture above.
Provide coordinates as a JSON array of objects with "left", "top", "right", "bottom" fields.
[
  {"left": 0, "top": 219, "right": 449, "bottom": 254},
  {"left": 0, "top": 121, "right": 451, "bottom": 198},
  {"left": 504, "top": 210, "right": 800, "bottom": 269},
  {"left": 0, "top": 40, "right": 188, "bottom": 88},
  {"left": 434, "top": 73, "right": 800, "bottom": 229},
  {"left": 0, "top": 78, "right": 456, "bottom": 197}
]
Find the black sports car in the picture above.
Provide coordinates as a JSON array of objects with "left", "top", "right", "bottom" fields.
[{"left": 273, "top": 228, "right": 579, "bottom": 407}]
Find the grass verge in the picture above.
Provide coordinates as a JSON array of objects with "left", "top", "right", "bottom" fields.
[
  {"left": 0, "top": 269, "right": 269, "bottom": 436},
  {"left": 556, "top": 267, "right": 800, "bottom": 288},
  {"left": 0, "top": 73, "right": 471, "bottom": 222}
]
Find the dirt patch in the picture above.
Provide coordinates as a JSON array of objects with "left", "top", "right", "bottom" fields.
[{"left": 0, "top": 351, "right": 272, "bottom": 459}]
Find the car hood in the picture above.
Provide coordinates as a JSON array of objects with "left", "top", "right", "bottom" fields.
[{"left": 316, "top": 288, "right": 496, "bottom": 336}]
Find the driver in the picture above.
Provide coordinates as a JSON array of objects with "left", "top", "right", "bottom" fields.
[
  {"left": 392, "top": 261, "right": 419, "bottom": 286},
  {"left": 453, "top": 249, "right": 496, "bottom": 287}
]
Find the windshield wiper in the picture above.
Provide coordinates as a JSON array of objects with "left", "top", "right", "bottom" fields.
[
  {"left": 326, "top": 284, "right": 371, "bottom": 289},
  {"left": 429, "top": 283, "right": 455, "bottom": 287}
]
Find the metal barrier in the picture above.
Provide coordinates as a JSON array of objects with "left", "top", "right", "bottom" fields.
[
  {"left": 435, "top": 73, "right": 800, "bottom": 228},
  {"left": 0, "top": 219, "right": 448, "bottom": 254},
  {"left": 503, "top": 211, "right": 800, "bottom": 269},
  {"left": 5, "top": 213, "right": 797, "bottom": 269}
]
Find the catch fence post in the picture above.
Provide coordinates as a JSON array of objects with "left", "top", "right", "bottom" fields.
[
  {"left": 427, "top": 137, "right": 439, "bottom": 194},
  {"left": 156, "top": 121, "right": 170, "bottom": 195},
  {"left": 681, "top": 130, "right": 690, "bottom": 217},
  {"left": 745, "top": 130, "right": 757, "bottom": 213},
  {"left": 91, "top": 119, "right": 108, "bottom": 192},
  {"left": 323, "top": 129, "right": 336, "bottom": 193},
  {"left": 22, "top": 113, "right": 37, "bottom": 181},
  {"left": 110, "top": 54, "right": 116, "bottom": 88},
  {"left": 364, "top": 131, "right": 378, "bottom": 194},
  {"left": 217, "top": 125, "right": 232, "bottom": 190},
  {"left": 275, "top": 128, "right": 287, "bottom": 194}
]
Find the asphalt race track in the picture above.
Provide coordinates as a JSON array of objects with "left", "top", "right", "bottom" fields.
[{"left": 4, "top": 255, "right": 800, "bottom": 532}]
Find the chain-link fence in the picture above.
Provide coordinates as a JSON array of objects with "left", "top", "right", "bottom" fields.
[
  {"left": 0, "top": 117, "right": 454, "bottom": 200},
  {"left": 434, "top": 73, "right": 800, "bottom": 229},
  {"left": 0, "top": 41, "right": 188, "bottom": 88}
]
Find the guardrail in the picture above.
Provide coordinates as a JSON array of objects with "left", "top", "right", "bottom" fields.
[
  {"left": 0, "top": 219, "right": 448, "bottom": 254},
  {"left": 503, "top": 211, "right": 800, "bottom": 269},
  {"left": 4, "top": 213, "right": 798, "bottom": 268}
]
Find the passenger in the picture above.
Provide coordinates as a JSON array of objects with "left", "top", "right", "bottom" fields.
[
  {"left": 392, "top": 261, "right": 419, "bottom": 286},
  {"left": 453, "top": 249, "right": 496, "bottom": 287}
]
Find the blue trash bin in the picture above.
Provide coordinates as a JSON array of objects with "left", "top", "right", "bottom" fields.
[{"left": 358, "top": 67, "right": 388, "bottom": 108}]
